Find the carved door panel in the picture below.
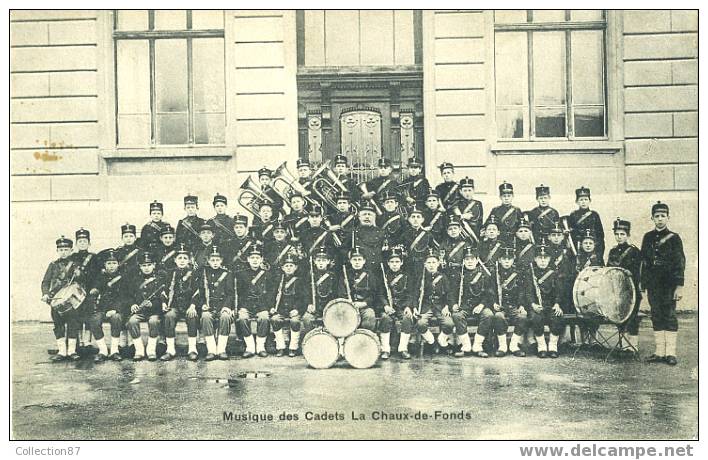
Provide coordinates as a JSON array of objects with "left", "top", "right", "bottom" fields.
[{"left": 339, "top": 109, "right": 382, "bottom": 182}]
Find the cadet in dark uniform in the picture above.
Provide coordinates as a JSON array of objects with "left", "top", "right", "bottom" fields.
[
  {"left": 526, "top": 184, "right": 560, "bottom": 243},
  {"left": 115, "top": 223, "right": 141, "bottom": 281},
  {"left": 155, "top": 225, "right": 178, "bottom": 274},
  {"left": 641, "top": 202, "right": 685, "bottom": 366},
  {"left": 332, "top": 155, "right": 360, "bottom": 203},
  {"left": 434, "top": 162, "right": 459, "bottom": 209},
  {"left": 360, "top": 157, "right": 398, "bottom": 210},
  {"left": 399, "top": 158, "right": 429, "bottom": 207},
  {"left": 303, "top": 247, "right": 338, "bottom": 336},
  {"left": 479, "top": 216, "right": 503, "bottom": 273},
  {"left": 284, "top": 192, "right": 309, "bottom": 242},
  {"left": 347, "top": 202, "right": 385, "bottom": 269},
  {"left": 176, "top": 194, "right": 205, "bottom": 252},
  {"left": 514, "top": 215, "right": 536, "bottom": 280},
  {"left": 300, "top": 205, "right": 340, "bottom": 257},
  {"left": 270, "top": 254, "right": 307, "bottom": 357},
  {"left": 422, "top": 190, "right": 446, "bottom": 241},
  {"left": 338, "top": 246, "right": 381, "bottom": 332},
  {"left": 567, "top": 186, "right": 605, "bottom": 258},
  {"left": 208, "top": 193, "right": 235, "bottom": 246},
  {"left": 85, "top": 249, "right": 126, "bottom": 361},
  {"left": 415, "top": 250, "right": 455, "bottom": 353},
  {"left": 377, "top": 190, "right": 404, "bottom": 247},
  {"left": 224, "top": 214, "right": 256, "bottom": 272},
  {"left": 547, "top": 222, "right": 576, "bottom": 316},
  {"left": 381, "top": 247, "right": 414, "bottom": 359},
  {"left": 491, "top": 247, "right": 528, "bottom": 357},
  {"left": 235, "top": 246, "right": 274, "bottom": 358},
  {"left": 192, "top": 223, "right": 217, "bottom": 271},
  {"left": 451, "top": 177, "right": 483, "bottom": 243},
  {"left": 71, "top": 227, "right": 99, "bottom": 352},
  {"left": 439, "top": 216, "right": 472, "bottom": 283},
  {"left": 574, "top": 229, "right": 604, "bottom": 345},
  {"left": 328, "top": 191, "right": 358, "bottom": 268},
  {"left": 400, "top": 205, "right": 438, "bottom": 281},
  {"left": 41, "top": 236, "right": 82, "bottom": 361},
  {"left": 251, "top": 202, "right": 277, "bottom": 243},
  {"left": 139, "top": 201, "right": 171, "bottom": 253},
  {"left": 161, "top": 244, "right": 200, "bottom": 361},
  {"left": 607, "top": 218, "right": 642, "bottom": 353},
  {"left": 257, "top": 166, "right": 285, "bottom": 215},
  {"left": 196, "top": 245, "right": 235, "bottom": 361},
  {"left": 485, "top": 182, "right": 523, "bottom": 244},
  {"left": 126, "top": 252, "right": 165, "bottom": 361},
  {"left": 264, "top": 220, "right": 297, "bottom": 270}
]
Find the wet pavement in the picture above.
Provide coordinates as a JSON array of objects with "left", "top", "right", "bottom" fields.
[{"left": 12, "top": 316, "right": 698, "bottom": 440}]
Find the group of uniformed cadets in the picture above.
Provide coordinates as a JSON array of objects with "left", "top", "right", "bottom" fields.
[{"left": 42, "top": 156, "right": 686, "bottom": 366}]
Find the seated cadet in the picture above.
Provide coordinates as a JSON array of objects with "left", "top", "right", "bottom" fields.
[
  {"left": 567, "top": 186, "right": 605, "bottom": 259},
  {"left": 270, "top": 254, "right": 307, "bottom": 357},
  {"left": 161, "top": 244, "right": 199, "bottom": 361},
  {"left": 193, "top": 223, "right": 217, "bottom": 271},
  {"left": 525, "top": 242, "right": 565, "bottom": 358},
  {"left": 607, "top": 218, "right": 642, "bottom": 353},
  {"left": 332, "top": 155, "right": 360, "bottom": 203},
  {"left": 399, "top": 157, "right": 429, "bottom": 207},
  {"left": 574, "top": 229, "right": 604, "bottom": 345},
  {"left": 126, "top": 252, "right": 165, "bottom": 361},
  {"left": 514, "top": 214, "right": 536, "bottom": 280},
  {"left": 86, "top": 249, "right": 127, "bottom": 361},
  {"left": 485, "top": 182, "right": 523, "bottom": 244},
  {"left": 208, "top": 193, "right": 235, "bottom": 246},
  {"left": 338, "top": 246, "right": 380, "bottom": 332},
  {"left": 377, "top": 190, "right": 403, "bottom": 247},
  {"left": 235, "top": 247, "right": 273, "bottom": 358},
  {"left": 399, "top": 204, "right": 437, "bottom": 281},
  {"left": 250, "top": 202, "right": 277, "bottom": 243},
  {"left": 360, "top": 157, "right": 398, "bottom": 210},
  {"left": 300, "top": 205, "right": 339, "bottom": 256},
  {"left": 196, "top": 245, "right": 235, "bottom": 361},
  {"left": 451, "top": 177, "right": 483, "bottom": 243},
  {"left": 303, "top": 247, "right": 338, "bottom": 336},
  {"left": 71, "top": 227, "right": 99, "bottom": 352},
  {"left": 224, "top": 214, "right": 256, "bottom": 272},
  {"left": 41, "top": 236, "right": 82, "bottom": 362},
  {"left": 422, "top": 190, "right": 446, "bottom": 241},
  {"left": 348, "top": 201, "right": 385, "bottom": 269},
  {"left": 452, "top": 247, "right": 495, "bottom": 358},
  {"left": 434, "top": 162, "right": 459, "bottom": 209},
  {"left": 439, "top": 216, "right": 472, "bottom": 282},
  {"left": 415, "top": 249, "right": 455, "bottom": 354},
  {"left": 176, "top": 194, "right": 205, "bottom": 252},
  {"left": 284, "top": 192, "right": 309, "bottom": 242},
  {"left": 527, "top": 184, "right": 559, "bottom": 244},
  {"left": 491, "top": 247, "right": 528, "bottom": 357},
  {"left": 257, "top": 166, "right": 285, "bottom": 214},
  {"left": 264, "top": 220, "right": 297, "bottom": 269},
  {"left": 381, "top": 248, "right": 415, "bottom": 359},
  {"left": 139, "top": 201, "right": 171, "bottom": 253},
  {"left": 155, "top": 225, "right": 178, "bottom": 275},
  {"left": 115, "top": 223, "right": 141, "bottom": 280},
  {"left": 547, "top": 221, "right": 577, "bottom": 320},
  {"left": 479, "top": 215, "right": 503, "bottom": 273}
]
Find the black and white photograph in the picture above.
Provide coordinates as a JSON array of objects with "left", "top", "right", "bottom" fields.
[{"left": 7, "top": 4, "right": 700, "bottom": 446}]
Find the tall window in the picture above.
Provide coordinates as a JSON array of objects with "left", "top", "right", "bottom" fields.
[
  {"left": 494, "top": 10, "right": 607, "bottom": 140},
  {"left": 113, "top": 10, "right": 226, "bottom": 147}
]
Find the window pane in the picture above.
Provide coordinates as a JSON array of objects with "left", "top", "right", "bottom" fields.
[
  {"left": 192, "top": 10, "right": 224, "bottom": 29},
  {"left": 497, "top": 109, "right": 526, "bottom": 139},
  {"left": 155, "top": 39, "right": 188, "bottom": 112},
  {"left": 532, "top": 32, "right": 566, "bottom": 106},
  {"left": 572, "top": 31, "right": 604, "bottom": 105},
  {"left": 494, "top": 10, "right": 527, "bottom": 23},
  {"left": 193, "top": 38, "right": 225, "bottom": 112},
  {"left": 570, "top": 10, "right": 604, "bottom": 21},
  {"left": 154, "top": 10, "right": 186, "bottom": 30},
  {"left": 574, "top": 107, "right": 604, "bottom": 137},
  {"left": 495, "top": 32, "right": 528, "bottom": 106},
  {"left": 118, "top": 114, "right": 151, "bottom": 146},
  {"left": 532, "top": 10, "right": 566, "bottom": 22},
  {"left": 195, "top": 113, "right": 226, "bottom": 144},
  {"left": 535, "top": 108, "right": 566, "bottom": 137},
  {"left": 157, "top": 113, "right": 189, "bottom": 144},
  {"left": 116, "top": 40, "right": 150, "bottom": 114},
  {"left": 116, "top": 10, "right": 148, "bottom": 31}
]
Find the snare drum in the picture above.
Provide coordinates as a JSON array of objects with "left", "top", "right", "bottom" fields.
[
  {"left": 302, "top": 327, "right": 340, "bottom": 369},
  {"left": 50, "top": 283, "right": 86, "bottom": 317},
  {"left": 573, "top": 266, "right": 636, "bottom": 324},
  {"left": 342, "top": 329, "right": 381, "bottom": 369},
  {"left": 322, "top": 298, "right": 360, "bottom": 338}
]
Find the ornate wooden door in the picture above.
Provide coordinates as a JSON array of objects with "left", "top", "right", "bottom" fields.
[{"left": 340, "top": 109, "right": 382, "bottom": 182}]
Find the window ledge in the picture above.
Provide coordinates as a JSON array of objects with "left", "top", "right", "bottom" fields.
[
  {"left": 490, "top": 140, "right": 623, "bottom": 154},
  {"left": 101, "top": 147, "right": 234, "bottom": 160}
]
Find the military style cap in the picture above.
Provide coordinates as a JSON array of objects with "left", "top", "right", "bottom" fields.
[
  {"left": 377, "top": 157, "right": 391, "bottom": 168},
  {"left": 334, "top": 154, "right": 348, "bottom": 166},
  {"left": 184, "top": 194, "right": 198, "bottom": 206},
  {"left": 447, "top": 215, "right": 462, "bottom": 228},
  {"left": 463, "top": 246, "right": 479, "bottom": 259},
  {"left": 199, "top": 223, "right": 214, "bottom": 233},
  {"left": 138, "top": 251, "right": 155, "bottom": 265},
  {"left": 309, "top": 204, "right": 324, "bottom": 216},
  {"left": 438, "top": 162, "right": 454, "bottom": 172},
  {"left": 408, "top": 158, "right": 423, "bottom": 168},
  {"left": 358, "top": 201, "right": 376, "bottom": 214},
  {"left": 273, "top": 220, "right": 288, "bottom": 231},
  {"left": 460, "top": 177, "right": 474, "bottom": 189},
  {"left": 500, "top": 246, "right": 515, "bottom": 259},
  {"left": 121, "top": 223, "right": 137, "bottom": 235},
  {"left": 408, "top": 204, "right": 424, "bottom": 217},
  {"left": 335, "top": 191, "right": 351, "bottom": 201},
  {"left": 549, "top": 221, "right": 563, "bottom": 235},
  {"left": 234, "top": 214, "right": 249, "bottom": 226},
  {"left": 536, "top": 184, "right": 550, "bottom": 198},
  {"left": 535, "top": 240, "right": 550, "bottom": 258},
  {"left": 651, "top": 201, "right": 669, "bottom": 216},
  {"left": 296, "top": 158, "right": 311, "bottom": 168},
  {"left": 213, "top": 193, "right": 228, "bottom": 205},
  {"left": 425, "top": 248, "right": 440, "bottom": 261},
  {"left": 498, "top": 181, "right": 514, "bottom": 195},
  {"left": 613, "top": 217, "right": 631, "bottom": 233},
  {"left": 518, "top": 214, "right": 532, "bottom": 230},
  {"left": 56, "top": 236, "right": 73, "bottom": 249},
  {"left": 149, "top": 200, "right": 163, "bottom": 213},
  {"left": 575, "top": 186, "right": 591, "bottom": 199},
  {"left": 290, "top": 190, "right": 304, "bottom": 199},
  {"left": 485, "top": 215, "right": 499, "bottom": 230},
  {"left": 103, "top": 249, "right": 119, "bottom": 263},
  {"left": 75, "top": 227, "right": 90, "bottom": 241},
  {"left": 313, "top": 246, "right": 331, "bottom": 259},
  {"left": 281, "top": 253, "right": 298, "bottom": 266},
  {"left": 176, "top": 243, "right": 190, "bottom": 256},
  {"left": 380, "top": 190, "right": 398, "bottom": 202},
  {"left": 247, "top": 245, "right": 262, "bottom": 257},
  {"left": 209, "top": 245, "right": 223, "bottom": 258},
  {"left": 426, "top": 189, "right": 440, "bottom": 200},
  {"left": 160, "top": 225, "right": 175, "bottom": 236},
  {"left": 387, "top": 246, "right": 405, "bottom": 261},
  {"left": 581, "top": 229, "right": 596, "bottom": 242},
  {"left": 258, "top": 167, "right": 273, "bottom": 178},
  {"left": 349, "top": 246, "right": 366, "bottom": 259}
]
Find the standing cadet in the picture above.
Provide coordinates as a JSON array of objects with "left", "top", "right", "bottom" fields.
[
  {"left": 574, "top": 229, "right": 604, "bottom": 346},
  {"left": 525, "top": 243, "right": 565, "bottom": 358},
  {"left": 399, "top": 158, "right": 429, "bottom": 207},
  {"left": 284, "top": 192, "right": 309, "bottom": 242},
  {"left": 526, "top": 185, "right": 560, "bottom": 243},
  {"left": 196, "top": 246, "right": 235, "bottom": 361},
  {"left": 235, "top": 247, "right": 274, "bottom": 358},
  {"left": 294, "top": 158, "right": 314, "bottom": 194},
  {"left": 415, "top": 250, "right": 455, "bottom": 354},
  {"left": 377, "top": 190, "right": 404, "bottom": 247},
  {"left": 337, "top": 246, "right": 381, "bottom": 332},
  {"left": 439, "top": 216, "right": 472, "bottom": 284},
  {"left": 380, "top": 247, "right": 413, "bottom": 359},
  {"left": 434, "top": 162, "right": 459, "bottom": 209},
  {"left": 422, "top": 190, "right": 446, "bottom": 241},
  {"left": 607, "top": 218, "right": 642, "bottom": 353},
  {"left": 300, "top": 205, "right": 340, "bottom": 257},
  {"left": 303, "top": 247, "right": 338, "bottom": 336},
  {"left": 126, "top": 252, "right": 165, "bottom": 361},
  {"left": 332, "top": 154, "right": 360, "bottom": 203},
  {"left": 360, "top": 157, "right": 398, "bottom": 210},
  {"left": 328, "top": 191, "right": 358, "bottom": 268},
  {"left": 155, "top": 225, "right": 178, "bottom": 274},
  {"left": 641, "top": 202, "right": 685, "bottom": 366},
  {"left": 161, "top": 244, "right": 200, "bottom": 361},
  {"left": 567, "top": 186, "right": 605, "bottom": 259},
  {"left": 176, "top": 194, "right": 205, "bottom": 252},
  {"left": 452, "top": 247, "right": 495, "bottom": 358},
  {"left": 485, "top": 182, "right": 523, "bottom": 244},
  {"left": 451, "top": 177, "right": 483, "bottom": 243},
  {"left": 41, "top": 236, "right": 82, "bottom": 362},
  {"left": 208, "top": 193, "right": 235, "bottom": 246},
  {"left": 86, "top": 249, "right": 127, "bottom": 361},
  {"left": 257, "top": 167, "right": 285, "bottom": 214},
  {"left": 192, "top": 223, "right": 217, "bottom": 271},
  {"left": 547, "top": 222, "right": 577, "bottom": 324},
  {"left": 115, "top": 223, "right": 141, "bottom": 281},
  {"left": 479, "top": 216, "right": 503, "bottom": 273},
  {"left": 139, "top": 201, "right": 171, "bottom": 253},
  {"left": 224, "top": 214, "right": 256, "bottom": 272},
  {"left": 71, "top": 227, "right": 99, "bottom": 352},
  {"left": 400, "top": 204, "right": 438, "bottom": 281},
  {"left": 514, "top": 215, "right": 536, "bottom": 280},
  {"left": 491, "top": 247, "right": 529, "bottom": 357},
  {"left": 264, "top": 221, "right": 297, "bottom": 270},
  {"left": 251, "top": 202, "right": 277, "bottom": 243},
  {"left": 270, "top": 255, "right": 307, "bottom": 357}
]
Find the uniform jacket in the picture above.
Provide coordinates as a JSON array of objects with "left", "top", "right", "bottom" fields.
[
  {"left": 235, "top": 267, "right": 274, "bottom": 313},
  {"left": 439, "top": 236, "right": 471, "bottom": 274},
  {"left": 139, "top": 220, "right": 171, "bottom": 253},
  {"left": 70, "top": 249, "right": 99, "bottom": 290},
  {"left": 383, "top": 269, "right": 413, "bottom": 311},
  {"left": 479, "top": 239, "right": 503, "bottom": 272},
  {"left": 154, "top": 243, "right": 178, "bottom": 274},
  {"left": 365, "top": 175, "right": 398, "bottom": 205},
  {"left": 338, "top": 267, "right": 383, "bottom": 309},
  {"left": 197, "top": 266, "right": 235, "bottom": 312},
  {"left": 417, "top": 270, "right": 453, "bottom": 314},
  {"left": 400, "top": 175, "right": 430, "bottom": 206},
  {"left": 346, "top": 224, "right": 385, "bottom": 267},
  {"left": 377, "top": 210, "right": 403, "bottom": 246},
  {"left": 163, "top": 266, "right": 199, "bottom": 313},
  {"left": 575, "top": 251, "right": 604, "bottom": 274},
  {"left": 129, "top": 271, "right": 166, "bottom": 316},
  {"left": 567, "top": 208, "right": 605, "bottom": 256},
  {"left": 41, "top": 257, "right": 78, "bottom": 298},
  {"left": 176, "top": 215, "right": 205, "bottom": 251},
  {"left": 115, "top": 244, "right": 141, "bottom": 280},
  {"left": 434, "top": 181, "right": 460, "bottom": 208},
  {"left": 90, "top": 269, "right": 128, "bottom": 314},
  {"left": 607, "top": 242, "right": 642, "bottom": 290},
  {"left": 224, "top": 235, "right": 258, "bottom": 271},
  {"left": 311, "top": 268, "right": 338, "bottom": 313},
  {"left": 526, "top": 206, "right": 560, "bottom": 242},
  {"left": 491, "top": 265, "right": 524, "bottom": 310},
  {"left": 273, "top": 273, "right": 308, "bottom": 315},
  {"left": 192, "top": 240, "right": 217, "bottom": 272},
  {"left": 458, "top": 266, "right": 494, "bottom": 311},
  {"left": 523, "top": 265, "right": 562, "bottom": 310},
  {"left": 452, "top": 198, "right": 484, "bottom": 240},
  {"left": 640, "top": 228, "right": 685, "bottom": 289},
  {"left": 207, "top": 214, "right": 235, "bottom": 246},
  {"left": 485, "top": 204, "right": 523, "bottom": 243}
]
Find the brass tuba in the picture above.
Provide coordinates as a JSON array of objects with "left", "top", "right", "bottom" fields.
[
  {"left": 311, "top": 161, "right": 350, "bottom": 212},
  {"left": 238, "top": 176, "right": 273, "bottom": 217}
]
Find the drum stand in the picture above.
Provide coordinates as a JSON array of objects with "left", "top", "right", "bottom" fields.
[{"left": 571, "top": 316, "right": 640, "bottom": 362}]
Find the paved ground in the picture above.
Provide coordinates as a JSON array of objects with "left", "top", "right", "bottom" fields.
[{"left": 11, "top": 315, "right": 698, "bottom": 440}]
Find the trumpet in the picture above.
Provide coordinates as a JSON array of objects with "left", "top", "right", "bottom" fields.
[{"left": 238, "top": 176, "right": 274, "bottom": 217}]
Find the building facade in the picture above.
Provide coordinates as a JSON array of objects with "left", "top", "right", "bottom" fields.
[{"left": 10, "top": 10, "right": 697, "bottom": 319}]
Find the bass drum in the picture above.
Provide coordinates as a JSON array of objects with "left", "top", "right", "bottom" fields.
[
  {"left": 342, "top": 329, "right": 381, "bottom": 369},
  {"left": 302, "top": 327, "right": 340, "bottom": 369},
  {"left": 50, "top": 283, "right": 86, "bottom": 317},
  {"left": 573, "top": 266, "right": 636, "bottom": 324},
  {"left": 322, "top": 298, "right": 360, "bottom": 338}
]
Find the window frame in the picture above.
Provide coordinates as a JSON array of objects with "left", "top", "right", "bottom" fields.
[
  {"left": 112, "top": 10, "right": 226, "bottom": 148},
  {"left": 492, "top": 10, "right": 609, "bottom": 143}
]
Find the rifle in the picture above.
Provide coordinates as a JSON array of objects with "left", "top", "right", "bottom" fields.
[
  {"left": 380, "top": 263, "right": 394, "bottom": 311},
  {"left": 415, "top": 271, "right": 425, "bottom": 318},
  {"left": 530, "top": 262, "right": 543, "bottom": 309},
  {"left": 138, "top": 282, "right": 166, "bottom": 314},
  {"left": 310, "top": 255, "right": 317, "bottom": 312},
  {"left": 495, "top": 261, "right": 503, "bottom": 311},
  {"left": 457, "top": 263, "right": 464, "bottom": 308},
  {"left": 343, "top": 265, "right": 353, "bottom": 301},
  {"left": 273, "top": 274, "right": 285, "bottom": 313},
  {"left": 561, "top": 217, "right": 578, "bottom": 257}
]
